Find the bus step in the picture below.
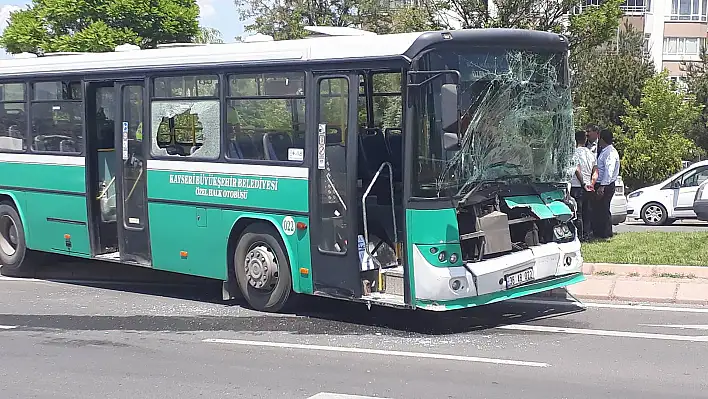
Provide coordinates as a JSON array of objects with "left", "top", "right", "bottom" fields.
[
  {"left": 95, "top": 252, "right": 121, "bottom": 261},
  {"left": 381, "top": 266, "right": 404, "bottom": 296}
]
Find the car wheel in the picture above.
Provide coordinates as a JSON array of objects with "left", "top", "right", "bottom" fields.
[{"left": 641, "top": 203, "right": 668, "bottom": 226}]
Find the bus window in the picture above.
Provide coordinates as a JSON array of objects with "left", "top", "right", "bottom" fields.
[
  {"left": 150, "top": 75, "right": 220, "bottom": 159},
  {"left": 30, "top": 80, "right": 83, "bottom": 154},
  {"left": 226, "top": 72, "right": 305, "bottom": 162},
  {"left": 371, "top": 72, "right": 402, "bottom": 129},
  {"left": 0, "top": 83, "right": 26, "bottom": 152}
]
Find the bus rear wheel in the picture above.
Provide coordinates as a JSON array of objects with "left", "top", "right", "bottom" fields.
[
  {"left": 0, "top": 202, "right": 35, "bottom": 277},
  {"left": 233, "top": 223, "right": 296, "bottom": 313}
]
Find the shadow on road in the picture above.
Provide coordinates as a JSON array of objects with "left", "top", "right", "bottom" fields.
[{"left": 7, "top": 257, "right": 585, "bottom": 337}]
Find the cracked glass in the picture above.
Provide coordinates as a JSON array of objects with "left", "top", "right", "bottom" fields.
[{"left": 412, "top": 48, "right": 575, "bottom": 199}]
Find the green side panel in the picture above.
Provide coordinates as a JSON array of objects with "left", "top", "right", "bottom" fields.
[
  {"left": 146, "top": 168, "right": 313, "bottom": 293},
  {"left": 405, "top": 208, "right": 460, "bottom": 305},
  {"left": 147, "top": 170, "right": 309, "bottom": 213},
  {"left": 540, "top": 189, "right": 565, "bottom": 203},
  {"left": 414, "top": 244, "right": 463, "bottom": 267},
  {"left": 503, "top": 195, "right": 571, "bottom": 219},
  {"left": 25, "top": 192, "right": 92, "bottom": 256},
  {"left": 149, "top": 203, "right": 314, "bottom": 293},
  {"left": 546, "top": 201, "right": 572, "bottom": 216},
  {"left": 504, "top": 196, "right": 554, "bottom": 219},
  {"left": 405, "top": 209, "right": 417, "bottom": 303},
  {"left": 405, "top": 208, "right": 460, "bottom": 244},
  {"left": 0, "top": 161, "right": 90, "bottom": 256},
  {"left": 149, "top": 202, "right": 226, "bottom": 279},
  {"left": 415, "top": 273, "right": 585, "bottom": 311},
  {"left": 0, "top": 161, "right": 85, "bottom": 193},
  {"left": 291, "top": 216, "right": 313, "bottom": 294}
]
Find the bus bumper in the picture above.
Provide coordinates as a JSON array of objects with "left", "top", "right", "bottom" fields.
[{"left": 412, "top": 239, "right": 584, "bottom": 311}]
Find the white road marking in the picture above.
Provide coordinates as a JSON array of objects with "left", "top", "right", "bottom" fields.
[
  {"left": 202, "top": 338, "right": 550, "bottom": 368},
  {"left": 640, "top": 324, "right": 708, "bottom": 331},
  {"left": 581, "top": 302, "right": 708, "bottom": 314},
  {"left": 511, "top": 298, "right": 708, "bottom": 314},
  {"left": 308, "top": 394, "right": 390, "bottom": 399},
  {"left": 0, "top": 276, "right": 39, "bottom": 281},
  {"left": 0, "top": 325, "right": 17, "bottom": 330},
  {"left": 497, "top": 324, "right": 708, "bottom": 342}
]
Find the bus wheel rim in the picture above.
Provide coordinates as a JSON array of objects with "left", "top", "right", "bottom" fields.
[
  {"left": 0, "top": 215, "right": 18, "bottom": 256},
  {"left": 244, "top": 243, "right": 279, "bottom": 291}
]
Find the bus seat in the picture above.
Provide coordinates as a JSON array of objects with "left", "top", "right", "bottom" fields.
[
  {"left": 264, "top": 132, "right": 293, "bottom": 161},
  {"left": 228, "top": 141, "right": 244, "bottom": 159},
  {"left": 233, "top": 133, "right": 262, "bottom": 160},
  {"left": 385, "top": 128, "right": 403, "bottom": 182},
  {"left": 360, "top": 128, "right": 389, "bottom": 174},
  {"left": 292, "top": 131, "right": 306, "bottom": 149},
  {"left": 60, "top": 139, "right": 76, "bottom": 153}
]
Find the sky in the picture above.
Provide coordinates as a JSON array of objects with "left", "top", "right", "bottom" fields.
[{"left": 0, "top": 0, "right": 250, "bottom": 58}]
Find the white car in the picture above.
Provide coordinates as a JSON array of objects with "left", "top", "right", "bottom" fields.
[
  {"left": 611, "top": 176, "right": 628, "bottom": 225},
  {"left": 627, "top": 160, "right": 708, "bottom": 225}
]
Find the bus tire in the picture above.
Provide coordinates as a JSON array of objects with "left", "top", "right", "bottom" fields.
[
  {"left": 233, "top": 223, "right": 296, "bottom": 313},
  {"left": 0, "top": 202, "right": 36, "bottom": 278}
]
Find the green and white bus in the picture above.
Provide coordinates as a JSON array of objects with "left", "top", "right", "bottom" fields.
[{"left": 0, "top": 27, "right": 584, "bottom": 312}]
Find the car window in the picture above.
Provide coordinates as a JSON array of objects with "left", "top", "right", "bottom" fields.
[{"left": 681, "top": 166, "right": 708, "bottom": 187}]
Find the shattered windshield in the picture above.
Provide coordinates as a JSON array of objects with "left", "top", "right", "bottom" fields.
[{"left": 411, "top": 47, "right": 575, "bottom": 199}]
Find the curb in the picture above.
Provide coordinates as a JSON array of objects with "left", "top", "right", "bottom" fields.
[
  {"left": 583, "top": 262, "right": 708, "bottom": 279},
  {"left": 544, "top": 272, "right": 708, "bottom": 306}
]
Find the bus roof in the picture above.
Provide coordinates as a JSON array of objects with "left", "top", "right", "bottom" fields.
[{"left": 0, "top": 28, "right": 568, "bottom": 78}]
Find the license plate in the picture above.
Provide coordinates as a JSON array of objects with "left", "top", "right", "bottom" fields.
[{"left": 505, "top": 267, "right": 534, "bottom": 289}]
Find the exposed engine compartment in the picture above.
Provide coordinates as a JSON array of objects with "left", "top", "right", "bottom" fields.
[{"left": 456, "top": 181, "right": 576, "bottom": 262}]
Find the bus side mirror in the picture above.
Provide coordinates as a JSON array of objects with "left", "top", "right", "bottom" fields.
[
  {"left": 443, "top": 132, "right": 460, "bottom": 151},
  {"left": 441, "top": 83, "right": 459, "bottom": 134}
]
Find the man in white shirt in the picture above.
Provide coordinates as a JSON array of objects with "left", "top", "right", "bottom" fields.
[
  {"left": 593, "top": 128, "right": 620, "bottom": 239},
  {"left": 571, "top": 130, "right": 598, "bottom": 241}
]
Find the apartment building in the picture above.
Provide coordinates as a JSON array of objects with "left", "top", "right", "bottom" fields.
[
  {"left": 572, "top": 1, "right": 706, "bottom": 85},
  {"left": 640, "top": 0, "right": 706, "bottom": 85}
]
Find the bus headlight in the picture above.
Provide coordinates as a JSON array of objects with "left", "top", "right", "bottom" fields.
[
  {"left": 553, "top": 224, "right": 572, "bottom": 241},
  {"left": 449, "top": 277, "right": 467, "bottom": 292},
  {"left": 438, "top": 251, "right": 447, "bottom": 262}
]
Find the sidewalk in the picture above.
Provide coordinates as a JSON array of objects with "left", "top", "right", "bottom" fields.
[{"left": 555, "top": 262, "right": 708, "bottom": 305}]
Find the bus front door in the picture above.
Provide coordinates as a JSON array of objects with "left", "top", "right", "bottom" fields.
[
  {"left": 114, "top": 82, "right": 152, "bottom": 266},
  {"left": 308, "top": 74, "right": 362, "bottom": 298}
]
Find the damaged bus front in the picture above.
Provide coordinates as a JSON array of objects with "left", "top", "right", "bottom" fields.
[{"left": 405, "top": 30, "right": 584, "bottom": 310}]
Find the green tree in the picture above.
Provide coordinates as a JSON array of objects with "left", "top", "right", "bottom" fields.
[
  {"left": 194, "top": 27, "right": 224, "bottom": 44},
  {"left": 418, "top": 0, "right": 623, "bottom": 60},
  {"left": 572, "top": 24, "right": 654, "bottom": 130},
  {"left": 682, "top": 47, "right": 708, "bottom": 154},
  {"left": 233, "top": 0, "right": 439, "bottom": 40},
  {"left": 619, "top": 71, "right": 703, "bottom": 190},
  {"left": 0, "top": 0, "right": 200, "bottom": 54}
]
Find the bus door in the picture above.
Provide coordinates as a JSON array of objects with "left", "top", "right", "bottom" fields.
[
  {"left": 308, "top": 74, "right": 362, "bottom": 298},
  {"left": 113, "top": 81, "right": 151, "bottom": 266}
]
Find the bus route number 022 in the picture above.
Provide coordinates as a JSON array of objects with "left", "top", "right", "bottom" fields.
[{"left": 282, "top": 216, "right": 296, "bottom": 236}]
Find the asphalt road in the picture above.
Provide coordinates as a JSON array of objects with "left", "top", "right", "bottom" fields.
[
  {"left": 1, "top": 265, "right": 708, "bottom": 399},
  {"left": 616, "top": 219, "right": 708, "bottom": 233}
]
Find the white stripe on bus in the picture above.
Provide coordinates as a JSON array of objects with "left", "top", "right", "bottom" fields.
[
  {"left": 0, "top": 153, "right": 84, "bottom": 166},
  {"left": 147, "top": 159, "right": 309, "bottom": 179}
]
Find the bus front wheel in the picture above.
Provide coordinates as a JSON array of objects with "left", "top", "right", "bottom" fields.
[
  {"left": 233, "top": 223, "right": 296, "bottom": 313},
  {"left": 0, "top": 202, "right": 35, "bottom": 277}
]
